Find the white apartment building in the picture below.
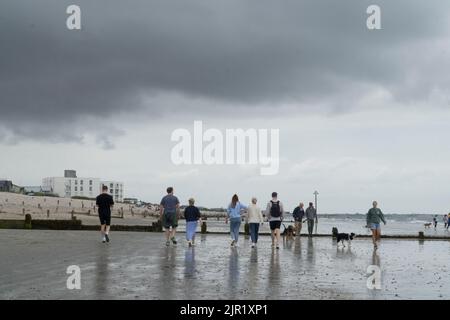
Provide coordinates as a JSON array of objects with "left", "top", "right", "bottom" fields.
[
  {"left": 42, "top": 170, "right": 124, "bottom": 202},
  {"left": 101, "top": 180, "right": 124, "bottom": 203}
]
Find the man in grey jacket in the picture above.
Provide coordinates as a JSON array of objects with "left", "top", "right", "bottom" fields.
[{"left": 305, "top": 202, "right": 317, "bottom": 237}]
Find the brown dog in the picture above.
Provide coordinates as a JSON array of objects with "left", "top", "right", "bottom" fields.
[{"left": 282, "top": 224, "right": 296, "bottom": 241}]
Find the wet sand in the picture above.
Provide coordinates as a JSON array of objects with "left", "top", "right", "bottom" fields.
[{"left": 0, "top": 229, "right": 449, "bottom": 300}]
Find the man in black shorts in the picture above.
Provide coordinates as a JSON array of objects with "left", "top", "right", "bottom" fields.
[
  {"left": 265, "top": 192, "right": 284, "bottom": 249},
  {"left": 96, "top": 185, "right": 114, "bottom": 243},
  {"left": 160, "top": 187, "right": 180, "bottom": 246}
]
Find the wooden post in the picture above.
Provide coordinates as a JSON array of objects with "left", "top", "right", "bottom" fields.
[
  {"left": 24, "top": 214, "right": 32, "bottom": 229},
  {"left": 201, "top": 221, "right": 207, "bottom": 234}
]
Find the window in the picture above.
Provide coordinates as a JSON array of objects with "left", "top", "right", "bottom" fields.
[
  {"left": 110, "top": 183, "right": 113, "bottom": 189},
  {"left": 75, "top": 186, "right": 78, "bottom": 191},
  {"left": 89, "top": 180, "right": 92, "bottom": 185},
  {"left": 80, "top": 187, "right": 83, "bottom": 192},
  {"left": 80, "top": 180, "right": 83, "bottom": 185},
  {"left": 110, "top": 189, "right": 114, "bottom": 194},
  {"left": 75, "top": 180, "right": 78, "bottom": 185},
  {"left": 89, "top": 187, "right": 92, "bottom": 191}
]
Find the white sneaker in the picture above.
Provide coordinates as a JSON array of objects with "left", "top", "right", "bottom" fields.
[
  {"left": 251, "top": 243, "right": 255, "bottom": 248},
  {"left": 102, "top": 236, "right": 106, "bottom": 243}
]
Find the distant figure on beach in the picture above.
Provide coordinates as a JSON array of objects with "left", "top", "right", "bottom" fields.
[
  {"left": 305, "top": 202, "right": 317, "bottom": 237},
  {"left": 443, "top": 214, "right": 448, "bottom": 229},
  {"left": 433, "top": 215, "right": 438, "bottom": 229},
  {"left": 447, "top": 213, "right": 450, "bottom": 230},
  {"left": 246, "top": 197, "right": 263, "bottom": 248},
  {"left": 96, "top": 185, "right": 114, "bottom": 243},
  {"left": 184, "top": 198, "right": 201, "bottom": 247},
  {"left": 366, "top": 201, "right": 386, "bottom": 249},
  {"left": 292, "top": 202, "right": 305, "bottom": 236},
  {"left": 265, "top": 192, "right": 284, "bottom": 249},
  {"left": 227, "top": 194, "right": 247, "bottom": 247},
  {"left": 160, "top": 187, "right": 180, "bottom": 246}
]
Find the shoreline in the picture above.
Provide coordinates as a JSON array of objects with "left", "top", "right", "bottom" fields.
[{"left": 1, "top": 218, "right": 449, "bottom": 240}]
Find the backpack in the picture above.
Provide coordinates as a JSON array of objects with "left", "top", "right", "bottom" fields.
[{"left": 270, "top": 201, "right": 281, "bottom": 217}]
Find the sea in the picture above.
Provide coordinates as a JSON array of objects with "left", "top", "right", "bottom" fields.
[{"left": 177, "top": 213, "right": 450, "bottom": 236}]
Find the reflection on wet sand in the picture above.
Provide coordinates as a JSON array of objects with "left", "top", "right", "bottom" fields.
[
  {"left": 369, "top": 249, "right": 381, "bottom": 298},
  {"left": 266, "top": 249, "right": 281, "bottom": 298},
  {"left": 283, "top": 238, "right": 294, "bottom": 250},
  {"left": 293, "top": 237, "right": 302, "bottom": 260},
  {"left": 159, "top": 246, "right": 177, "bottom": 299},
  {"left": 246, "top": 248, "right": 259, "bottom": 295},
  {"left": 227, "top": 248, "right": 240, "bottom": 299},
  {"left": 306, "top": 237, "right": 315, "bottom": 265},
  {"left": 184, "top": 248, "right": 196, "bottom": 279},
  {"left": 372, "top": 249, "right": 380, "bottom": 267},
  {"left": 336, "top": 246, "right": 356, "bottom": 260},
  {"left": 95, "top": 244, "right": 110, "bottom": 298}
]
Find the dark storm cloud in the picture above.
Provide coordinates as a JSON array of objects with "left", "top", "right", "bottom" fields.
[{"left": 1, "top": 0, "right": 449, "bottom": 143}]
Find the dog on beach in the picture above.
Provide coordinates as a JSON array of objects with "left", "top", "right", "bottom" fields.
[
  {"left": 424, "top": 223, "right": 432, "bottom": 229},
  {"left": 282, "top": 224, "right": 296, "bottom": 241},
  {"left": 336, "top": 232, "right": 356, "bottom": 247}
]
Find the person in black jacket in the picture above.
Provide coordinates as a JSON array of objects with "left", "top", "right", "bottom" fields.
[
  {"left": 292, "top": 202, "right": 305, "bottom": 236},
  {"left": 96, "top": 185, "right": 114, "bottom": 243},
  {"left": 184, "top": 198, "right": 201, "bottom": 247}
]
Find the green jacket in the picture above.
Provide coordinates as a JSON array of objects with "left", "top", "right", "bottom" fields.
[{"left": 366, "top": 208, "right": 386, "bottom": 225}]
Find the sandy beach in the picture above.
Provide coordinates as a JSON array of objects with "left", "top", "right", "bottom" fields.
[
  {"left": 0, "top": 192, "right": 160, "bottom": 221},
  {"left": 0, "top": 229, "right": 449, "bottom": 300}
]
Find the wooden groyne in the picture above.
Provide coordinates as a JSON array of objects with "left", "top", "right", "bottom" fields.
[{"left": 1, "top": 216, "right": 449, "bottom": 240}]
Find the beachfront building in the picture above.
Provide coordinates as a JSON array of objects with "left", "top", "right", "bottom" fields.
[
  {"left": 0, "top": 180, "right": 24, "bottom": 194},
  {"left": 101, "top": 181, "right": 124, "bottom": 203},
  {"left": 42, "top": 170, "right": 124, "bottom": 202}
]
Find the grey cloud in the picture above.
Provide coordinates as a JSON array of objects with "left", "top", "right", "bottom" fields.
[{"left": 1, "top": 0, "right": 450, "bottom": 143}]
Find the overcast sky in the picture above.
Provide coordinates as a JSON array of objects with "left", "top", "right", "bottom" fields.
[{"left": 1, "top": 0, "right": 450, "bottom": 213}]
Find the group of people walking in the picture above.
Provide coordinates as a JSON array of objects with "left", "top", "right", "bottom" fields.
[
  {"left": 440, "top": 213, "right": 450, "bottom": 230},
  {"left": 156, "top": 188, "right": 320, "bottom": 249},
  {"left": 156, "top": 188, "right": 319, "bottom": 249},
  {"left": 93, "top": 186, "right": 395, "bottom": 251},
  {"left": 226, "top": 193, "right": 319, "bottom": 249}
]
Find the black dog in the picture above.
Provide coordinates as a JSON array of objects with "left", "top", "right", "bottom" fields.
[{"left": 336, "top": 232, "right": 355, "bottom": 247}]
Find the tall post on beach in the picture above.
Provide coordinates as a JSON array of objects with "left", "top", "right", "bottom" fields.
[{"left": 314, "top": 190, "right": 319, "bottom": 234}]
